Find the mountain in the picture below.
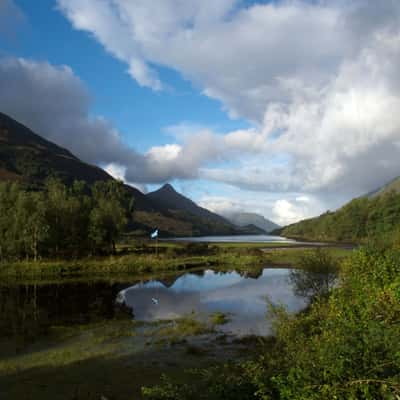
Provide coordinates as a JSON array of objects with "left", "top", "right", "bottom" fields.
[
  {"left": 223, "top": 212, "right": 280, "bottom": 233},
  {"left": 0, "top": 112, "right": 259, "bottom": 237},
  {"left": 146, "top": 184, "right": 262, "bottom": 236},
  {"left": 0, "top": 111, "right": 113, "bottom": 186},
  {"left": 277, "top": 176, "right": 400, "bottom": 242},
  {"left": 147, "top": 184, "right": 230, "bottom": 225}
]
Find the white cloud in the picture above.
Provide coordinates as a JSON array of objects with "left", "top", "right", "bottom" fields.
[
  {"left": 198, "top": 189, "right": 326, "bottom": 226},
  {"left": 272, "top": 199, "right": 313, "bottom": 226},
  {"left": 198, "top": 196, "right": 243, "bottom": 216},
  {"left": 57, "top": 0, "right": 355, "bottom": 122},
  {"left": 104, "top": 163, "right": 126, "bottom": 181},
  {"left": 147, "top": 144, "right": 182, "bottom": 163},
  {"left": 56, "top": 1, "right": 400, "bottom": 199},
  {"left": 296, "top": 196, "right": 310, "bottom": 203}
]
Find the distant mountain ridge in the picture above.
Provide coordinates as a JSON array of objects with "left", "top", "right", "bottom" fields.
[{"left": 223, "top": 212, "right": 280, "bottom": 233}]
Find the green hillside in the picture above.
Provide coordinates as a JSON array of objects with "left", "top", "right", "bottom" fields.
[{"left": 278, "top": 190, "right": 400, "bottom": 242}]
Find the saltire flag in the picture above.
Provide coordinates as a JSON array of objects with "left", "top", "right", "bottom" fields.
[{"left": 150, "top": 229, "right": 158, "bottom": 239}]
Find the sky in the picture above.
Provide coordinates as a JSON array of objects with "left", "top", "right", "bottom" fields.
[{"left": 1, "top": 0, "right": 400, "bottom": 225}]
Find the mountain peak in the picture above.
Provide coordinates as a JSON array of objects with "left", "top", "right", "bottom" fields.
[{"left": 159, "top": 183, "right": 176, "bottom": 192}]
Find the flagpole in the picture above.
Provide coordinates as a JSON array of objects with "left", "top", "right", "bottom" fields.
[{"left": 156, "top": 236, "right": 159, "bottom": 258}]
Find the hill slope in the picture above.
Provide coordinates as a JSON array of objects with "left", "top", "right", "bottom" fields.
[
  {"left": 0, "top": 111, "right": 113, "bottom": 186},
  {"left": 278, "top": 185, "right": 400, "bottom": 242},
  {"left": 223, "top": 212, "right": 279, "bottom": 233}
]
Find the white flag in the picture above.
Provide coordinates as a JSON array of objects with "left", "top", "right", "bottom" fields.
[{"left": 150, "top": 229, "right": 158, "bottom": 239}]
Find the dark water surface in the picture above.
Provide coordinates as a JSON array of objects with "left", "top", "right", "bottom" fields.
[
  {"left": 0, "top": 268, "right": 307, "bottom": 357},
  {"left": 0, "top": 279, "right": 129, "bottom": 356}
]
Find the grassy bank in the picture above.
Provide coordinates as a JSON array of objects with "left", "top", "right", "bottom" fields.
[{"left": 0, "top": 241, "right": 352, "bottom": 279}]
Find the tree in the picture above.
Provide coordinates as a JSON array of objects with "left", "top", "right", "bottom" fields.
[
  {"left": 289, "top": 248, "right": 339, "bottom": 300},
  {"left": 89, "top": 181, "right": 128, "bottom": 254}
]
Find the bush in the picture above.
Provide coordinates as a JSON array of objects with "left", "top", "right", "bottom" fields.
[{"left": 289, "top": 248, "right": 339, "bottom": 300}]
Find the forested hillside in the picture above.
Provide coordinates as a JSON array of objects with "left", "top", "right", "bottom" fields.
[{"left": 279, "top": 190, "right": 400, "bottom": 242}]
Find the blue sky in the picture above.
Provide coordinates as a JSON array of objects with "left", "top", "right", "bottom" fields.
[
  {"left": 1, "top": 1, "right": 399, "bottom": 225},
  {"left": 5, "top": 0, "right": 250, "bottom": 152}
]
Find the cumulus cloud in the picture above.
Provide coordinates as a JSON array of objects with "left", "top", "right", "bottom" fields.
[
  {"left": 55, "top": 1, "right": 400, "bottom": 200},
  {"left": 57, "top": 0, "right": 400, "bottom": 121},
  {"left": 272, "top": 199, "right": 311, "bottom": 226},
  {"left": 103, "top": 163, "right": 127, "bottom": 181}
]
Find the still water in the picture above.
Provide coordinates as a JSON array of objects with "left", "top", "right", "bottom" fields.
[
  {"left": 118, "top": 268, "right": 306, "bottom": 336},
  {"left": 0, "top": 268, "right": 306, "bottom": 356},
  {"left": 166, "top": 235, "right": 296, "bottom": 243}
]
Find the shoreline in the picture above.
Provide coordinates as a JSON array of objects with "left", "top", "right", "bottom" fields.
[{"left": 0, "top": 241, "right": 352, "bottom": 280}]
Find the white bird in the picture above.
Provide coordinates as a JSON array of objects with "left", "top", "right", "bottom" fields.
[{"left": 151, "top": 297, "right": 159, "bottom": 305}]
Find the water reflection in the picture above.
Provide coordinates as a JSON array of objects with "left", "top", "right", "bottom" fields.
[
  {"left": 167, "top": 235, "right": 295, "bottom": 243},
  {"left": 0, "top": 268, "right": 308, "bottom": 356},
  {"left": 119, "top": 268, "right": 307, "bottom": 336},
  {"left": 0, "top": 280, "right": 133, "bottom": 356}
]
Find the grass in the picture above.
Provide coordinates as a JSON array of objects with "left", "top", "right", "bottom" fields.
[
  {"left": 152, "top": 315, "right": 213, "bottom": 339},
  {"left": 0, "top": 243, "right": 265, "bottom": 279},
  {"left": 0, "top": 241, "right": 353, "bottom": 280},
  {"left": 263, "top": 247, "right": 352, "bottom": 266},
  {"left": 210, "top": 312, "right": 230, "bottom": 325}
]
